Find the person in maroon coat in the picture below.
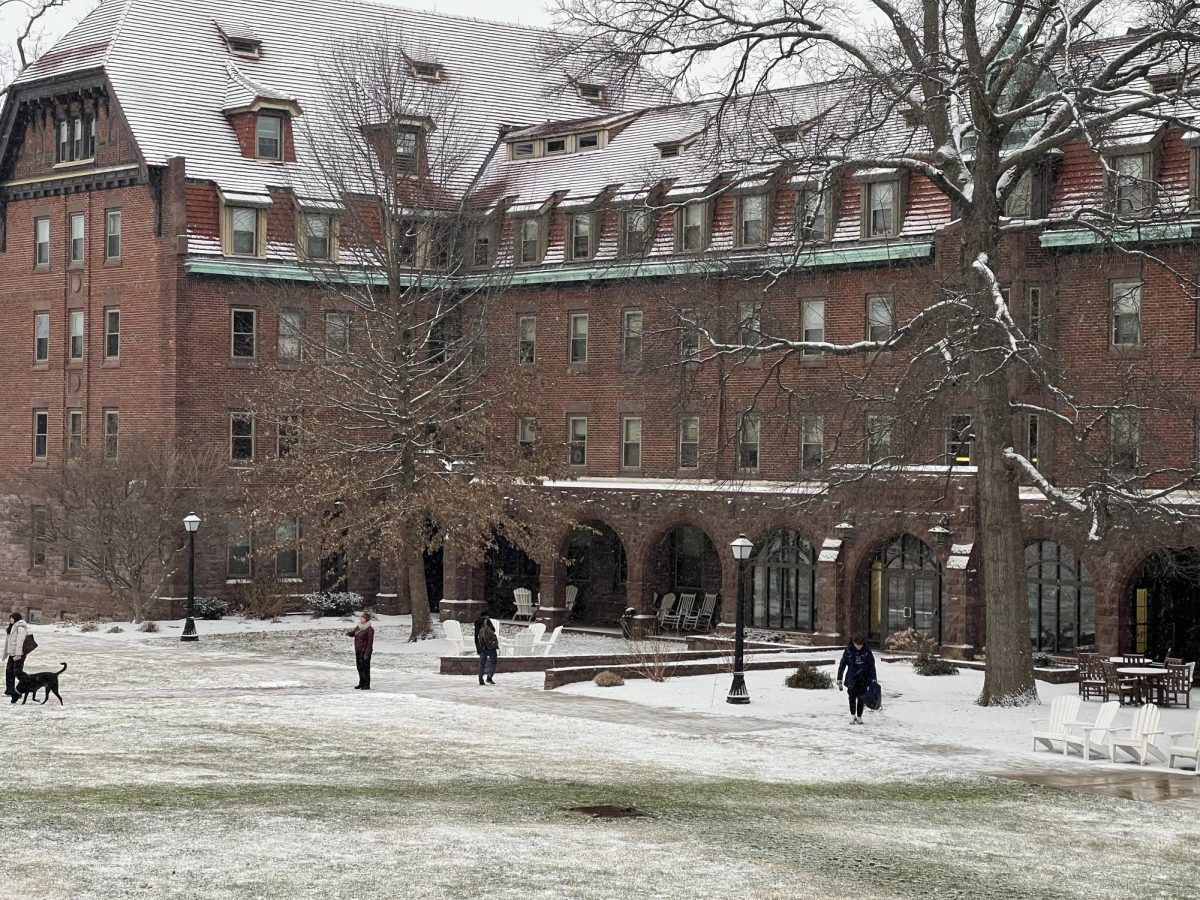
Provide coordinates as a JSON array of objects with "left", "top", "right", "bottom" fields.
[{"left": 347, "top": 612, "right": 375, "bottom": 690}]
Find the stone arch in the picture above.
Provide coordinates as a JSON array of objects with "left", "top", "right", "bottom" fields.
[
  {"left": 857, "top": 532, "right": 943, "bottom": 645},
  {"left": 745, "top": 528, "right": 818, "bottom": 632},
  {"left": 1024, "top": 538, "right": 1097, "bottom": 654},
  {"left": 642, "top": 520, "right": 724, "bottom": 608},
  {"left": 560, "top": 518, "right": 631, "bottom": 624},
  {"left": 1122, "top": 547, "right": 1200, "bottom": 661}
]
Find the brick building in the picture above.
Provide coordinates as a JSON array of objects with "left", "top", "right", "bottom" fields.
[{"left": 2, "top": 0, "right": 1199, "bottom": 662}]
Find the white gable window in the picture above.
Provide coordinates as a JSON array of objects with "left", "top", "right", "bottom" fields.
[
  {"left": 576, "top": 132, "right": 600, "bottom": 151},
  {"left": 229, "top": 207, "right": 261, "bottom": 256},
  {"left": 576, "top": 82, "right": 605, "bottom": 101},
  {"left": 256, "top": 114, "right": 283, "bottom": 161},
  {"left": 1112, "top": 153, "right": 1153, "bottom": 217},
  {"left": 394, "top": 126, "right": 421, "bottom": 175},
  {"left": 736, "top": 194, "right": 767, "bottom": 247},
  {"left": 867, "top": 181, "right": 896, "bottom": 237},
  {"left": 518, "top": 218, "right": 543, "bottom": 265},
  {"left": 569, "top": 214, "right": 593, "bottom": 260}
]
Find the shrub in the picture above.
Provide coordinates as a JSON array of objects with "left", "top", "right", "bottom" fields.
[
  {"left": 913, "top": 652, "right": 958, "bottom": 676},
  {"left": 304, "top": 591, "right": 363, "bottom": 617},
  {"left": 784, "top": 666, "right": 834, "bottom": 689},
  {"left": 192, "top": 596, "right": 228, "bottom": 620},
  {"left": 1032, "top": 652, "right": 1054, "bottom": 668},
  {"left": 238, "top": 578, "right": 290, "bottom": 620},
  {"left": 79, "top": 621, "right": 99, "bottom": 633},
  {"left": 107, "top": 625, "right": 124, "bottom": 634},
  {"left": 883, "top": 627, "right": 921, "bottom": 653},
  {"left": 593, "top": 670, "right": 626, "bottom": 687},
  {"left": 138, "top": 620, "right": 159, "bottom": 633}
]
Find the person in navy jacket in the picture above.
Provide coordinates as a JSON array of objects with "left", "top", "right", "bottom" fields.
[{"left": 837, "top": 636, "right": 877, "bottom": 724}]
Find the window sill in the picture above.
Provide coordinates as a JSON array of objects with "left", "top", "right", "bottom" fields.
[
  {"left": 104, "top": 257, "right": 122, "bottom": 268},
  {"left": 1109, "top": 345, "right": 1144, "bottom": 358},
  {"left": 67, "top": 359, "right": 84, "bottom": 367},
  {"left": 69, "top": 260, "right": 84, "bottom": 269},
  {"left": 52, "top": 157, "right": 96, "bottom": 170},
  {"left": 567, "top": 363, "right": 589, "bottom": 373},
  {"left": 229, "top": 358, "right": 258, "bottom": 367},
  {"left": 277, "top": 577, "right": 303, "bottom": 583},
  {"left": 800, "top": 355, "right": 826, "bottom": 367},
  {"left": 33, "top": 265, "right": 50, "bottom": 274},
  {"left": 225, "top": 578, "right": 252, "bottom": 585},
  {"left": 32, "top": 363, "right": 49, "bottom": 371},
  {"left": 30, "top": 459, "right": 48, "bottom": 468},
  {"left": 101, "top": 359, "right": 120, "bottom": 368}
]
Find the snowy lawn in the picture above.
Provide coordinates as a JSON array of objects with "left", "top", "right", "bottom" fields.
[{"left": 6, "top": 618, "right": 1199, "bottom": 899}]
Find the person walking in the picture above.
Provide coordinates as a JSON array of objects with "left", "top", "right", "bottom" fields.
[
  {"left": 474, "top": 613, "right": 498, "bottom": 685},
  {"left": 347, "top": 612, "right": 374, "bottom": 690},
  {"left": 837, "top": 635, "right": 877, "bottom": 724},
  {"left": 4, "top": 612, "right": 29, "bottom": 704}
]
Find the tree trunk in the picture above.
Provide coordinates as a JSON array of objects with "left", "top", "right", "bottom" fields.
[{"left": 407, "top": 542, "right": 433, "bottom": 641}]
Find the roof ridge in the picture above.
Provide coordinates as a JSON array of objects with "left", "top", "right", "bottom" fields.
[
  {"left": 101, "top": 0, "right": 136, "bottom": 68},
  {"left": 348, "top": 0, "right": 560, "bottom": 38}
]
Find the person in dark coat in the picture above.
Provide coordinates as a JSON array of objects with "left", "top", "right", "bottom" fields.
[
  {"left": 474, "top": 613, "right": 499, "bottom": 685},
  {"left": 837, "top": 635, "right": 877, "bottom": 724},
  {"left": 347, "top": 612, "right": 375, "bottom": 690}
]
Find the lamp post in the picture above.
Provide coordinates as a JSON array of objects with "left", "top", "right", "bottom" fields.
[
  {"left": 727, "top": 533, "right": 754, "bottom": 705},
  {"left": 181, "top": 513, "right": 201, "bottom": 642}
]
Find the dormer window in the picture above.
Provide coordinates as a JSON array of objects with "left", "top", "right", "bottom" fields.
[
  {"left": 576, "top": 82, "right": 605, "bottom": 101},
  {"left": 659, "top": 143, "right": 681, "bottom": 159},
  {"left": 302, "top": 213, "right": 333, "bottom": 261},
  {"left": 735, "top": 194, "right": 768, "bottom": 247},
  {"left": 256, "top": 113, "right": 283, "bottom": 160},
  {"left": 512, "top": 141, "right": 536, "bottom": 160},
  {"left": 621, "top": 207, "right": 654, "bottom": 256},
  {"left": 517, "top": 217, "right": 544, "bottom": 265},
  {"left": 395, "top": 126, "right": 421, "bottom": 175},
  {"left": 569, "top": 214, "right": 594, "bottom": 260},
  {"left": 798, "top": 188, "right": 828, "bottom": 242},
  {"left": 577, "top": 132, "right": 599, "bottom": 151},
  {"left": 1112, "top": 153, "right": 1153, "bottom": 217},
  {"left": 546, "top": 137, "right": 569, "bottom": 156},
  {"left": 1005, "top": 170, "right": 1033, "bottom": 218},
  {"left": 856, "top": 173, "right": 906, "bottom": 239},
  {"left": 410, "top": 61, "right": 444, "bottom": 82},
  {"left": 771, "top": 125, "right": 801, "bottom": 144},
  {"left": 228, "top": 38, "right": 261, "bottom": 57},
  {"left": 227, "top": 206, "right": 263, "bottom": 257}
]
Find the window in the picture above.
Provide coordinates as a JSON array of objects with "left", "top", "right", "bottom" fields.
[
  {"left": 32, "top": 410, "right": 48, "bottom": 460},
  {"left": 229, "top": 207, "right": 260, "bottom": 256},
  {"left": 569, "top": 313, "right": 588, "bottom": 363},
  {"left": 678, "top": 416, "right": 699, "bottom": 469},
  {"left": 546, "top": 137, "right": 569, "bottom": 155},
  {"left": 738, "top": 301, "right": 761, "bottom": 351},
  {"left": 801, "top": 300, "right": 825, "bottom": 355},
  {"left": 677, "top": 202, "right": 707, "bottom": 252},
  {"left": 1026, "top": 541, "right": 1096, "bottom": 653},
  {"left": 622, "top": 207, "right": 653, "bottom": 256},
  {"left": 54, "top": 114, "right": 94, "bottom": 162},
  {"left": 411, "top": 61, "right": 443, "bottom": 81},
  {"left": 69, "top": 213, "right": 85, "bottom": 263},
  {"left": 1113, "top": 154, "right": 1151, "bottom": 217},
  {"left": 275, "top": 519, "right": 300, "bottom": 577},
  {"left": 230, "top": 413, "right": 255, "bottom": 462},
  {"left": 679, "top": 309, "right": 699, "bottom": 361},
  {"left": 801, "top": 417, "right": 823, "bottom": 470},
  {"left": 621, "top": 416, "right": 642, "bottom": 468},
  {"left": 57, "top": 120, "right": 69, "bottom": 163},
  {"left": 1005, "top": 169, "right": 1033, "bottom": 218},
  {"left": 659, "top": 143, "right": 681, "bottom": 159},
  {"left": 278, "top": 309, "right": 302, "bottom": 362},
  {"left": 34, "top": 313, "right": 49, "bottom": 363},
  {"left": 472, "top": 224, "right": 493, "bottom": 267},
  {"left": 30, "top": 507, "right": 47, "bottom": 568},
  {"left": 570, "top": 214, "right": 593, "bottom": 260},
  {"left": 568, "top": 416, "right": 588, "bottom": 466},
  {"left": 738, "top": 412, "right": 761, "bottom": 471},
  {"left": 303, "top": 214, "right": 331, "bottom": 261},
  {"left": 1027, "top": 413, "right": 1040, "bottom": 468},
  {"left": 866, "top": 413, "right": 894, "bottom": 464},
  {"left": 276, "top": 413, "right": 300, "bottom": 457},
  {"left": 517, "top": 315, "right": 536, "bottom": 364},
  {"left": 798, "top": 189, "right": 826, "bottom": 242},
  {"left": 226, "top": 521, "right": 253, "bottom": 578},
  {"left": 868, "top": 296, "right": 894, "bottom": 342},
  {"left": 69, "top": 310, "right": 84, "bottom": 360},
  {"left": 252, "top": 113, "right": 282, "bottom": 160},
  {"left": 227, "top": 37, "right": 261, "bottom": 57},
  {"left": 576, "top": 82, "right": 605, "bottom": 101},
  {"left": 68, "top": 410, "right": 83, "bottom": 459},
  {"left": 865, "top": 180, "right": 897, "bottom": 237},
  {"left": 1111, "top": 281, "right": 1141, "bottom": 346},
  {"left": 623, "top": 310, "right": 643, "bottom": 363},
  {"left": 1028, "top": 286, "right": 1042, "bottom": 343},
  {"left": 394, "top": 126, "right": 420, "bottom": 174},
  {"left": 736, "top": 194, "right": 767, "bottom": 247},
  {"left": 103, "top": 409, "right": 119, "bottom": 459},
  {"left": 518, "top": 218, "right": 542, "bottom": 265},
  {"left": 517, "top": 417, "right": 536, "bottom": 450},
  {"left": 748, "top": 530, "right": 817, "bottom": 631},
  {"left": 105, "top": 210, "right": 121, "bottom": 259},
  {"left": 947, "top": 414, "right": 973, "bottom": 465},
  {"left": 34, "top": 217, "right": 49, "bottom": 267},
  {"left": 231, "top": 308, "right": 257, "bottom": 359},
  {"left": 512, "top": 141, "right": 536, "bottom": 160},
  {"left": 104, "top": 308, "right": 120, "bottom": 359},
  {"left": 1111, "top": 410, "right": 1139, "bottom": 470},
  {"left": 577, "top": 132, "right": 600, "bottom": 151},
  {"left": 325, "top": 312, "right": 350, "bottom": 358}
]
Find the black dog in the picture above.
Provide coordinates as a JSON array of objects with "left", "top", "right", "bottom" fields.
[{"left": 15, "top": 662, "right": 67, "bottom": 705}]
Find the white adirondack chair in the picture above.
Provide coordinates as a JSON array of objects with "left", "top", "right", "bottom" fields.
[
  {"left": 535, "top": 624, "right": 564, "bottom": 657},
  {"left": 1031, "top": 695, "right": 1081, "bottom": 753},
  {"left": 1106, "top": 703, "right": 1167, "bottom": 765},
  {"left": 1166, "top": 711, "right": 1200, "bottom": 772},
  {"left": 504, "top": 631, "right": 535, "bottom": 657},
  {"left": 565, "top": 585, "right": 579, "bottom": 615},
  {"left": 1063, "top": 700, "right": 1120, "bottom": 760},
  {"left": 655, "top": 593, "right": 677, "bottom": 627},
  {"left": 441, "top": 618, "right": 472, "bottom": 655},
  {"left": 664, "top": 593, "right": 695, "bottom": 630},
  {"left": 513, "top": 588, "right": 536, "bottom": 621},
  {"left": 528, "top": 622, "right": 546, "bottom": 644},
  {"left": 684, "top": 593, "right": 718, "bottom": 631}
]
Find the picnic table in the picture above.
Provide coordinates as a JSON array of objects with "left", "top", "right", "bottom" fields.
[{"left": 1116, "top": 666, "right": 1167, "bottom": 705}]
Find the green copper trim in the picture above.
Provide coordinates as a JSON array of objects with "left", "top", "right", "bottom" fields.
[{"left": 1039, "top": 223, "right": 1195, "bottom": 248}]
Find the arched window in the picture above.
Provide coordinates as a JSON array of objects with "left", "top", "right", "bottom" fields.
[
  {"left": 749, "top": 529, "right": 816, "bottom": 630},
  {"left": 867, "top": 534, "right": 942, "bottom": 642},
  {"left": 1025, "top": 541, "right": 1095, "bottom": 652}
]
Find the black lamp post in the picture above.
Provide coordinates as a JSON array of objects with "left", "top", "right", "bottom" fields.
[
  {"left": 727, "top": 533, "right": 753, "bottom": 705},
  {"left": 181, "top": 512, "right": 201, "bottom": 642}
]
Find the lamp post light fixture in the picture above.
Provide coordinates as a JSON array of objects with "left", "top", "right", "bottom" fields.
[
  {"left": 928, "top": 517, "right": 952, "bottom": 549},
  {"left": 727, "top": 533, "right": 754, "bottom": 705},
  {"left": 181, "top": 512, "right": 201, "bottom": 642},
  {"left": 834, "top": 521, "right": 855, "bottom": 540}
]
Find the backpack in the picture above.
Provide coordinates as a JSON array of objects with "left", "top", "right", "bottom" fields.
[
  {"left": 22, "top": 633, "right": 37, "bottom": 656},
  {"left": 864, "top": 681, "right": 882, "bottom": 711}
]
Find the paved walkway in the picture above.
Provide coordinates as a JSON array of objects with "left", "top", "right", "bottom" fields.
[{"left": 994, "top": 769, "right": 1200, "bottom": 807}]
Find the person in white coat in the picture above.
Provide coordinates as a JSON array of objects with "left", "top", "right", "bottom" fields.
[{"left": 4, "top": 612, "right": 29, "bottom": 703}]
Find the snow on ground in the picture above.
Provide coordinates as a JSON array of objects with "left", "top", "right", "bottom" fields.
[{"left": 6, "top": 617, "right": 1200, "bottom": 900}]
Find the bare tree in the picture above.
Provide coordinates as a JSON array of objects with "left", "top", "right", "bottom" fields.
[
  {"left": 553, "top": 0, "right": 1200, "bottom": 703},
  {"left": 2, "top": 445, "right": 227, "bottom": 622},
  {"left": 251, "top": 28, "right": 572, "bottom": 640},
  {"left": 0, "top": 0, "right": 87, "bottom": 87}
]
